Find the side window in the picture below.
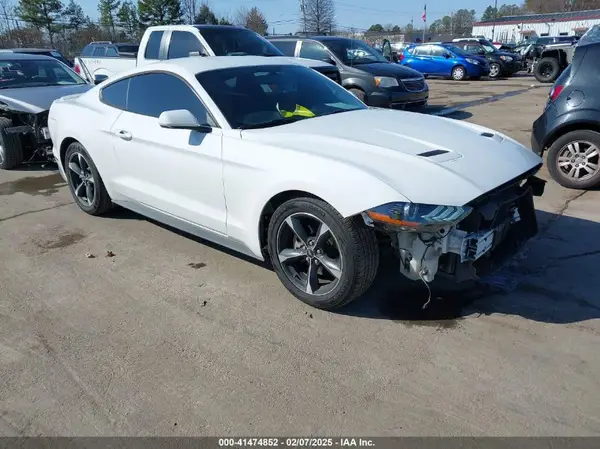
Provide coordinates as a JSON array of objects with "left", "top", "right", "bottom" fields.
[
  {"left": 271, "top": 40, "right": 297, "bottom": 56},
  {"left": 92, "top": 46, "right": 106, "bottom": 57},
  {"left": 430, "top": 46, "right": 446, "bottom": 57},
  {"left": 299, "top": 41, "right": 330, "bottom": 61},
  {"left": 466, "top": 44, "right": 479, "bottom": 53},
  {"left": 415, "top": 45, "right": 431, "bottom": 56},
  {"left": 167, "top": 31, "right": 206, "bottom": 59},
  {"left": 145, "top": 31, "right": 164, "bottom": 59},
  {"left": 81, "top": 45, "right": 93, "bottom": 57},
  {"left": 106, "top": 47, "right": 118, "bottom": 57},
  {"left": 127, "top": 73, "right": 212, "bottom": 125},
  {"left": 100, "top": 78, "right": 130, "bottom": 110}
]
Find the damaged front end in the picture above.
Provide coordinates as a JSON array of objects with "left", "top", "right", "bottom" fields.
[
  {"left": 363, "top": 167, "right": 546, "bottom": 285},
  {"left": 2, "top": 107, "right": 54, "bottom": 163}
]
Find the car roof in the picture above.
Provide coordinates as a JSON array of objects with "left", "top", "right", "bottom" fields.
[
  {"left": 0, "top": 48, "right": 60, "bottom": 53},
  {"left": 0, "top": 52, "right": 56, "bottom": 61}
]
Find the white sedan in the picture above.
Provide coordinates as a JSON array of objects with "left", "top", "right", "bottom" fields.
[{"left": 48, "top": 56, "right": 545, "bottom": 310}]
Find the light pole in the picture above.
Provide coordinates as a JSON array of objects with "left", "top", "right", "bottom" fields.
[{"left": 491, "top": 0, "right": 498, "bottom": 41}]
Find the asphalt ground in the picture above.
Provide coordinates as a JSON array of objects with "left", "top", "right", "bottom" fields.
[{"left": 1, "top": 74, "right": 599, "bottom": 436}]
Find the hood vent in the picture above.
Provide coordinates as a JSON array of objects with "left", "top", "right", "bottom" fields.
[
  {"left": 417, "top": 149, "right": 449, "bottom": 157},
  {"left": 481, "top": 131, "right": 504, "bottom": 143}
]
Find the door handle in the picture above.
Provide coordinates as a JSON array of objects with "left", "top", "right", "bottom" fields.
[{"left": 117, "top": 130, "right": 132, "bottom": 141}]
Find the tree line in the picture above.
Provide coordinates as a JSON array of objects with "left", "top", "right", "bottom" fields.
[
  {"left": 0, "top": 0, "right": 268, "bottom": 55},
  {"left": 367, "top": 0, "right": 599, "bottom": 37}
]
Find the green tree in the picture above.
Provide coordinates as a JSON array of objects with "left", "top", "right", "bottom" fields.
[
  {"left": 368, "top": 23, "right": 384, "bottom": 32},
  {"left": 138, "top": 0, "right": 182, "bottom": 26},
  {"left": 218, "top": 17, "right": 232, "bottom": 25},
  {"left": 498, "top": 4, "right": 523, "bottom": 16},
  {"left": 452, "top": 9, "right": 476, "bottom": 36},
  {"left": 98, "top": 0, "right": 120, "bottom": 37},
  {"left": 404, "top": 22, "right": 413, "bottom": 33},
  {"left": 15, "top": 0, "right": 63, "bottom": 46},
  {"left": 392, "top": 25, "right": 400, "bottom": 32},
  {"left": 194, "top": 3, "right": 217, "bottom": 24},
  {"left": 117, "top": 0, "right": 138, "bottom": 39},
  {"left": 481, "top": 5, "right": 497, "bottom": 21},
  {"left": 63, "top": 0, "right": 86, "bottom": 30},
  {"left": 244, "top": 7, "right": 267, "bottom": 35}
]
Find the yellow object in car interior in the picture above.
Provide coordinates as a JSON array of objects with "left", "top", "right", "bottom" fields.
[{"left": 277, "top": 103, "right": 316, "bottom": 118}]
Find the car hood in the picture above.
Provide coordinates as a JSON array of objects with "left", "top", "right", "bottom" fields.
[
  {"left": 348, "top": 62, "right": 423, "bottom": 78},
  {"left": 241, "top": 109, "right": 541, "bottom": 207},
  {"left": 0, "top": 84, "right": 93, "bottom": 114},
  {"left": 494, "top": 50, "right": 521, "bottom": 60}
]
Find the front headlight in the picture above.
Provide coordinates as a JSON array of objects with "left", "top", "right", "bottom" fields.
[
  {"left": 466, "top": 58, "right": 479, "bottom": 65},
  {"left": 374, "top": 76, "right": 399, "bottom": 88},
  {"left": 366, "top": 202, "right": 473, "bottom": 232},
  {"left": 500, "top": 55, "right": 513, "bottom": 62}
]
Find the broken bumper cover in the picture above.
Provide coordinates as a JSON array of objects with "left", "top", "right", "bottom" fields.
[{"left": 395, "top": 174, "right": 545, "bottom": 284}]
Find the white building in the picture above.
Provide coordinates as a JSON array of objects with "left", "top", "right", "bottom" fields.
[{"left": 472, "top": 9, "right": 600, "bottom": 43}]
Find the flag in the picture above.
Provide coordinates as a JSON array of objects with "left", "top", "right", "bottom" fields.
[{"left": 422, "top": 4, "right": 427, "bottom": 22}]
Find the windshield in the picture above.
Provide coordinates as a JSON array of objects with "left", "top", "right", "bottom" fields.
[
  {"left": 196, "top": 64, "right": 366, "bottom": 129},
  {"left": 444, "top": 45, "right": 472, "bottom": 57},
  {"left": 324, "top": 39, "right": 389, "bottom": 65},
  {"left": 481, "top": 43, "right": 497, "bottom": 53},
  {"left": 0, "top": 58, "right": 85, "bottom": 88},
  {"left": 198, "top": 27, "right": 284, "bottom": 57}
]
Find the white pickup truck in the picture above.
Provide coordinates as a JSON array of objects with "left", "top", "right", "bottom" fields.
[{"left": 74, "top": 25, "right": 341, "bottom": 85}]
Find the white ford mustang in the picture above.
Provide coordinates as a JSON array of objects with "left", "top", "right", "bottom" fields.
[{"left": 48, "top": 56, "right": 545, "bottom": 310}]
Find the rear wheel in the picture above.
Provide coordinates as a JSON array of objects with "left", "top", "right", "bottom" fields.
[
  {"left": 267, "top": 197, "right": 379, "bottom": 310},
  {"left": 451, "top": 65, "right": 466, "bottom": 81},
  {"left": 0, "top": 117, "right": 23, "bottom": 170},
  {"left": 348, "top": 88, "right": 366, "bottom": 102},
  {"left": 547, "top": 130, "right": 600, "bottom": 190},
  {"left": 534, "top": 57, "right": 560, "bottom": 83},
  {"left": 64, "top": 142, "right": 112, "bottom": 215}
]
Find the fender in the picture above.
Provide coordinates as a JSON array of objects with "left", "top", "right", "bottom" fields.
[{"left": 544, "top": 108, "right": 600, "bottom": 149}]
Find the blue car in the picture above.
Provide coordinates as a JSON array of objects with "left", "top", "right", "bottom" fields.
[{"left": 400, "top": 43, "right": 489, "bottom": 81}]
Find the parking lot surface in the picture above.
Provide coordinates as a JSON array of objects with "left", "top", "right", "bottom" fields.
[{"left": 1, "top": 75, "right": 599, "bottom": 436}]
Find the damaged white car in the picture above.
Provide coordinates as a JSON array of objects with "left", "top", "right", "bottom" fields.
[{"left": 48, "top": 57, "right": 545, "bottom": 310}]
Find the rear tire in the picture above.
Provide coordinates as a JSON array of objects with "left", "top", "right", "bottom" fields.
[
  {"left": 547, "top": 130, "right": 600, "bottom": 190},
  {"left": 451, "top": 65, "right": 467, "bottom": 81},
  {"left": 349, "top": 88, "right": 366, "bottom": 102},
  {"left": 0, "top": 117, "right": 23, "bottom": 170},
  {"left": 64, "top": 142, "right": 112, "bottom": 215},
  {"left": 267, "top": 197, "right": 379, "bottom": 310},
  {"left": 534, "top": 57, "right": 560, "bottom": 83}
]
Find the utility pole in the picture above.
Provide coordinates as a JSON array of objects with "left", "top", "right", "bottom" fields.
[
  {"left": 450, "top": 11, "right": 454, "bottom": 36},
  {"left": 491, "top": 0, "right": 498, "bottom": 41},
  {"left": 300, "top": 0, "right": 307, "bottom": 35}
]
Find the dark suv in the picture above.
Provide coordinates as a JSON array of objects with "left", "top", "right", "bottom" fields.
[
  {"left": 450, "top": 40, "right": 521, "bottom": 78},
  {"left": 80, "top": 41, "right": 140, "bottom": 58},
  {"left": 531, "top": 42, "right": 600, "bottom": 189},
  {"left": 268, "top": 36, "right": 428, "bottom": 109}
]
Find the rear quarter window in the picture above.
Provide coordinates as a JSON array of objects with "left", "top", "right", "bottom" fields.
[
  {"left": 145, "top": 31, "right": 164, "bottom": 59},
  {"left": 81, "top": 45, "right": 94, "bottom": 57},
  {"left": 100, "top": 78, "right": 130, "bottom": 110}
]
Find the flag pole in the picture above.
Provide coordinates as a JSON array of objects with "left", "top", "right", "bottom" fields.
[{"left": 422, "top": 3, "right": 427, "bottom": 42}]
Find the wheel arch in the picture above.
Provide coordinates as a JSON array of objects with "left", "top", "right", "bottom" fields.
[
  {"left": 543, "top": 118, "right": 600, "bottom": 154},
  {"left": 59, "top": 137, "right": 80, "bottom": 167}
]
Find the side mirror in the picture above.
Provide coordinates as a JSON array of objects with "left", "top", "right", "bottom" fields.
[
  {"left": 158, "top": 109, "right": 211, "bottom": 132},
  {"left": 478, "top": 49, "right": 486, "bottom": 55},
  {"left": 93, "top": 74, "right": 108, "bottom": 85},
  {"left": 444, "top": 53, "right": 451, "bottom": 58}
]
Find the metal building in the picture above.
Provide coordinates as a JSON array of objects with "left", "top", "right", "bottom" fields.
[{"left": 472, "top": 9, "right": 600, "bottom": 43}]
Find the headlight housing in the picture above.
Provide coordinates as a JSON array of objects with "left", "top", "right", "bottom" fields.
[
  {"left": 466, "top": 58, "right": 479, "bottom": 65},
  {"left": 366, "top": 202, "right": 473, "bottom": 232},
  {"left": 500, "top": 55, "right": 513, "bottom": 62},
  {"left": 374, "top": 76, "right": 399, "bottom": 88}
]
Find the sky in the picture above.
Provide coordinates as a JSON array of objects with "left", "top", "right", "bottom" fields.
[{"left": 76, "top": 0, "right": 496, "bottom": 34}]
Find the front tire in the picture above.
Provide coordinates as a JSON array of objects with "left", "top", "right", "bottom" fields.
[
  {"left": 534, "top": 57, "right": 560, "bottom": 83},
  {"left": 267, "top": 197, "right": 379, "bottom": 310},
  {"left": 547, "top": 130, "right": 600, "bottom": 190},
  {"left": 451, "top": 65, "right": 467, "bottom": 81},
  {"left": 64, "top": 142, "right": 112, "bottom": 215},
  {"left": 0, "top": 117, "right": 23, "bottom": 170},
  {"left": 348, "top": 88, "right": 366, "bottom": 102},
  {"left": 488, "top": 63, "right": 501, "bottom": 79}
]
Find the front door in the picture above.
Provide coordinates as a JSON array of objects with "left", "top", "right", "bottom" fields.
[{"left": 110, "top": 72, "right": 227, "bottom": 234}]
